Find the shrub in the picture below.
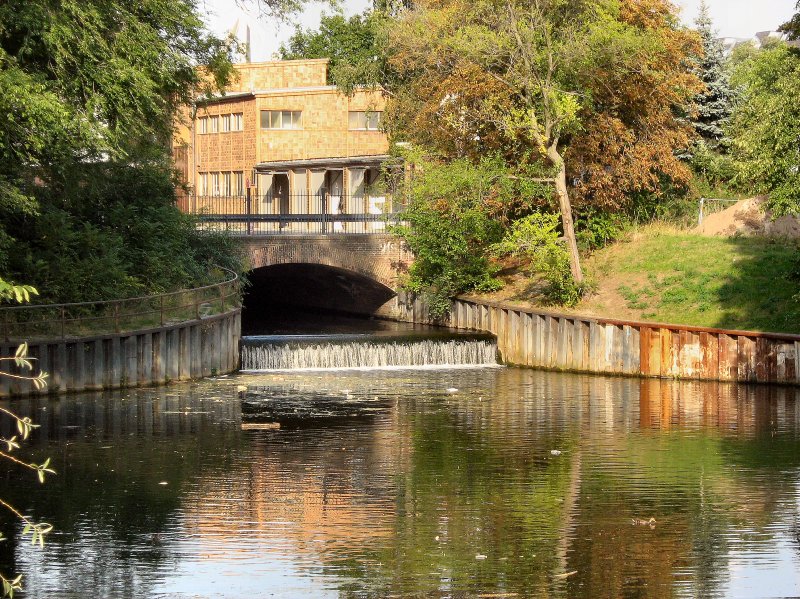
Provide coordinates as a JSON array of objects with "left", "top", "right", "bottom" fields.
[
  {"left": 393, "top": 157, "right": 510, "bottom": 320},
  {"left": 492, "top": 213, "right": 584, "bottom": 306}
]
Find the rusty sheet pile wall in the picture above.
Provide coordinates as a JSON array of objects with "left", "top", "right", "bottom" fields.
[{"left": 394, "top": 293, "right": 800, "bottom": 385}]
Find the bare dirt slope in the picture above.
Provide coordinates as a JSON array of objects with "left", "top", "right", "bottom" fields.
[{"left": 696, "top": 196, "right": 800, "bottom": 237}]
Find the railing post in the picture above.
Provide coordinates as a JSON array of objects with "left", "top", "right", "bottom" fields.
[
  {"left": 220, "top": 283, "right": 225, "bottom": 313},
  {"left": 321, "top": 189, "right": 327, "bottom": 234},
  {"left": 246, "top": 187, "right": 253, "bottom": 236},
  {"left": 698, "top": 197, "right": 705, "bottom": 226},
  {"left": 60, "top": 306, "right": 66, "bottom": 339},
  {"left": 160, "top": 295, "right": 164, "bottom": 326},
  {"left": 114, "top": 303, "right": 120, "bottom": 334},
  {"left": 195, "top": 289, "right": 200, "bottom": 320}
]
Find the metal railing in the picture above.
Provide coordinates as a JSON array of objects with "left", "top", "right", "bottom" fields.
[
  {"left": 189, "top": 192, "right": 402, "bottom": 235},
  {"left": 0, "top": 269, "right": 240, "bottom": 342},
  {"left": 698, "top": 197, "right": 740, "bottom": 226}
]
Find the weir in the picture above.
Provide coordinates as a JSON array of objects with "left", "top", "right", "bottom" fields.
[{"left": 240, "top": 331, "right": 498, "bottom": 371}]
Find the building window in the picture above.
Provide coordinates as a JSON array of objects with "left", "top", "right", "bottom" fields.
[
  {"left": 260, "top": 110, "right": 302, "bottom": 130},
  {"left": 221, "top": 172, "right": 232, "bottom": 196},
  {"left": 221, "top": 114, "right": 231, "bottom": 132},
  {"left": 211, "top": 172, "right": 220, "bottom": 195},
  {"left": 232, "top": 113, "right": 243, "bottom": 131},
  {"left": 197, "top": 173, "right": 208, "bottom": 195},
  {"left": 198, "top": 117, "right": 208, "bottom": 134},
  {"left": 209, "top": 115, "right": 219, "bottom": 133},
  {"left": 233, "top": 171, "right": 244, "bottom": 195},
  {"left": 349, "top": 111, "right": 382, "bottom": 130}
]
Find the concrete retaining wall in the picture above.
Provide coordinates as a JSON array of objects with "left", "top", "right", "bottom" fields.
[
  {"left": 392, "top": 293, "right": 800, "bottom": 386},
  {"left": 0, "top": 309, "right": 241, "bottom": 398}
]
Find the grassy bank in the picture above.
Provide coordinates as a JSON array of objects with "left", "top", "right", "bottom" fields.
[{"left": 478, "top": 225, "right": 800, "bottom": 334}]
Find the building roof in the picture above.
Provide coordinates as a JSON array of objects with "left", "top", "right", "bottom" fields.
[
  {"left": 195, "top": 91, "right": 255, "bottom": 105},
  {"left": 196, "top": 86, "right": 348, "bottom": 105},
  {"left": 255, "top": 155, "right": 393, "bottom": 172}
]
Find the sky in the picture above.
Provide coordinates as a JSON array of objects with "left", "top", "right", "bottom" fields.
[{"left": 201, "top": 0, "right": 797, "bottom": 62}]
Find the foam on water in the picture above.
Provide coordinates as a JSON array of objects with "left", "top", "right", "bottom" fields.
[{"left": 240, "top": 334, "right": 499, "bottom": 371}]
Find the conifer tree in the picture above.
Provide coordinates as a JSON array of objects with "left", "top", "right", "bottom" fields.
[{"left": 692, "top": 1, "right": 734, "bottom": 149}]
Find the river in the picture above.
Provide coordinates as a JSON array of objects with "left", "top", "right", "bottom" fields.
[{"left": 2, "top": 329, "right": 800, "bottom": 597}]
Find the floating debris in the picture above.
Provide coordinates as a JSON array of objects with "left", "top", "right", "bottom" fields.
[
  {"left": 631, "top": 517, "right": 656, "bottom": 528},
  {"left": 158, "top": 481, "right": 168, "bottom": 486},
  {"left": 554, "top": 571, "right": 578, "bottom": 579},
  {"left": 446, "top": 388, "right": 459, "bottom": 393},
  {"left": 241, "top": 422, "right": 281, "bottom": 430},
  {"left": 475, "top": 554, "right": 487, "bottom": 560},
  {"left": 550, "top": 450, "right": 562, "bottom": 456}
]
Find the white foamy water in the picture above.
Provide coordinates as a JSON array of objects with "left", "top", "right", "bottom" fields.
[{"left": 240, "top": 337, "right": 499, "bottom": 371}]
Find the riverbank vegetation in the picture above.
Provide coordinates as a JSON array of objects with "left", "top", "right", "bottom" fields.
[
  {"left": 0, "top": 0, "right": 249, "bottom": 304},
  {"left": 477, "top": 225, "right": 800, "bottom": 333},
  {"left": 284, "top": 0, "right": 800, "bottom": 329}
]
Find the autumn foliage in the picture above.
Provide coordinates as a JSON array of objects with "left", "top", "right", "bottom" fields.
[
  {"left": 567, "top": 0, "right": 703, "bottom": 210},
  {"left": 386, "top": 0, "right": 702, "bottom": 213}
]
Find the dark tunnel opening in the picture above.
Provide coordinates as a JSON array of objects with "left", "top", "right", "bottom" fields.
[{"left": 242, "top": 263, "right": 398, "bottom": 335}]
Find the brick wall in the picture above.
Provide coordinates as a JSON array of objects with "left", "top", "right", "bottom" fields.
[
  {"left": 195, "top": 97, "right": 258, "bottom": 177},
  {"left": 257, "top": 89, "right": 388, "bottom": 162},
  {"left": 230, "top": 59, "right": 329, "bottom": 91}
]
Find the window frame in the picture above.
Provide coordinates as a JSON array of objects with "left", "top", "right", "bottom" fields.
[
  {"left": 260, "top": 110, "right": 303, "bottom": 130},
  {"left": 197, "top": 172, "right": 208, "bottom": 195},
  {"left": 348, "top": 111, "right": 382, "bottom": 131},
  {"left": 221, "top": 172, "right": 232, "bottom": 196},
  {"left": 232, "top": 113, "right": 243, "bottom": 131}
]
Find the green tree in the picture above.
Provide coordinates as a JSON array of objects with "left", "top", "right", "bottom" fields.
[
  {"left": 279, "top": 11, "right": 389, "bottom": 92},
  {"left": 0, "top": 0, "right": 246, "bottom": 301},
  {"left": 780, "top": 1, "right": 800, "bottom": 41},
  {"left": 691, "top": 1, "right": 734, "bottom": 149},
  {"left": 387, "top": 0, "right": 702, "bottom": 288},
  {"left": 392, "top": 157, "right": 512, "bottom": 318},
  {"left": 728, "top": 41, "right": 800, "bottom": 216}
]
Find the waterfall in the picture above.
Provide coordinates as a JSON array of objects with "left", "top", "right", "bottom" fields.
[{"left": 240, "top": 333, "right": 498, "bottom": 371}]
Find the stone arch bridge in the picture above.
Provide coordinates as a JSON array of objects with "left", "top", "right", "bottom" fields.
[{"left": 237, "top": 234, "right": 414, "bottom": 323}]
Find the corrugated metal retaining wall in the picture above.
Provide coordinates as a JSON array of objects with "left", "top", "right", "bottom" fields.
[
  {"left": 393, "top": 293, "right": 800, "bottom": 385},
  {"left": 0, "top": 309, "right": 241, "bottom": 398}
]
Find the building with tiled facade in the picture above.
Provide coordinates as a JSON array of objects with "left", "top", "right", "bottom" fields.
[{"left": 173, "top": 58, "right": 392, "bottom": 223}]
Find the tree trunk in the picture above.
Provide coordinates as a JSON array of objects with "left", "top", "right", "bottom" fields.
[{"left": 547, "top": 144, "right": 584, "bottom": 285}]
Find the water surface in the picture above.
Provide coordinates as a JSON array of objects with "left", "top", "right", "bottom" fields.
[{"left": 2, "top": 369, "right": 800, "bottom": 598}]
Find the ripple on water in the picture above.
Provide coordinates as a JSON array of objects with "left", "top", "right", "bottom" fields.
[{"left": 3, "top": 369, "right": 800, "bottom": 598}]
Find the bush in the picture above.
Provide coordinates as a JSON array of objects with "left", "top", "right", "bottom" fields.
[
  {"left": 574, "top": 208, "right": 629, "bottom": 251},
  {"left": 2, "top": 161, "right": 245, "bottom": 304},
  {"left": 492, "top": 213, "right": 584, "bottom": 306},
  {"left": 393, "top": 157, "right": 512, "bottom": 320}
]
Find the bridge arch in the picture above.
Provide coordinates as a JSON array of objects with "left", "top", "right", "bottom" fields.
[
  {"left": 242, "top": 263, "right": 401, "bottom": 333},
  {"left": 240, "top": 234, "right": 412, "bottom": 290}
]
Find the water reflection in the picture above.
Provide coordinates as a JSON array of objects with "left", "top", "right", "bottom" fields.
[{"left": 2, "top": 371, "right": 800, "bottom": 598}]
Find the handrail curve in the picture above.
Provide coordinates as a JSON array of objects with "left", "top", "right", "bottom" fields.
[{"left": 0, "top": 268, "right": 240, "bottom": 341}]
